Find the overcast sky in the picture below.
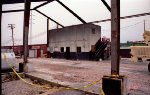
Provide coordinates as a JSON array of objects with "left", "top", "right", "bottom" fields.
[{"left": 1, "top": 0, "right": 150, "bottom": 46}]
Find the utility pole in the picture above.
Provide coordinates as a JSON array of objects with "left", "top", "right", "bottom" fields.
[{"left": 8, "top": 24, "right": 15, "bottom": 52}]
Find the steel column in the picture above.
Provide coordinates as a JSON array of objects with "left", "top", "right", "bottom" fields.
[
  {"left": 111, "top": 0, "right": 120, "bottom": 75},
  {"left": 0, "top": 2, "right": 2, "bottom": 48},
  {"left": 102, "top": 1, "right": 127, "bottom": 95},
  {"left": 23, "top": 0, "right": 31, "bottom": 63},
  {"left": 47, "top": 18, "right": 49, "bottom": 46}
]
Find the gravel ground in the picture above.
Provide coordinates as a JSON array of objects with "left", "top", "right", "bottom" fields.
[
  {"left": 2, "top": 58, "right": 150, "bottom": 95},
  {"left": 2, "top": 78, "right": 64, "bottom": 95}
]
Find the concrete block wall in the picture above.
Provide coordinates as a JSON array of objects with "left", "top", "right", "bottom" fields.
[{"left": 48, "top": 23, "right": 101, "bottom": 53}]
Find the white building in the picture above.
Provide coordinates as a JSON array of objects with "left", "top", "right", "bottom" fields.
[{"left": 48, "top": 23, "right": 109, "bottom": 60}]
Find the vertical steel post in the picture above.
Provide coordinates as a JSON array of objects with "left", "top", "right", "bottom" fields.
[
  {"left": 111, "top": 0, "right": 120, "bottom": 75},
  {"left": 47, "top": 18, "right": 49, "bottom": 47},
  {"left": 23, "top": 0, "right": 31, "bottom": 63},
  {"left": 0, "top": 1, "right": 2, "bottom": 46}
]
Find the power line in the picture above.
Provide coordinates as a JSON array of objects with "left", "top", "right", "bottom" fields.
[
  {"left": 101, "top": 20, "right": 145, "bottom": 32},
  {"left": 121, "top": 21, "right": 143, "bottom": 30}
]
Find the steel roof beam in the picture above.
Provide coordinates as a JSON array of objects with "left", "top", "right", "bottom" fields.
[
  {"left": 32, "top": 1, "right": 54, "bottom": 10},
  {"left": 2, "top": 1, "right": 54, "bottom": 13},
  {"left": 35, "top": 9, "right": 64, "bottom": 28},
  {"left": 56, "top": 0, "right": 86, "bottom": 24},
  {"left": 2, "top": 9, "right": 25, "bottom": 13},
  {"left": 90, "top": 12, "right": 150, "bottom": 23},
  {"left": 120, "top": 12, "right": 150, "bottom": 19},
  {"left": 2, "top": 0, "right": 51, "bottom": 4},
  {"left": 101, "top": 0, "right": 111, "bottom": 12}
]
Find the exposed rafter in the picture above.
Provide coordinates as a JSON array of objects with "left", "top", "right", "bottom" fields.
[
  {"left": 2, "top": 9, "right": 25, "bottom": 13},
  {"left": 35, "top": 9, "right": 64, "bottom": 28},
  {"left": 56, "top": 0, "right": 87, "bottom": 24},
  {"left": 32, "top": 1, "right": 54, "bottom": 10},
  {"left": 2, "top": 0, "right": 52, "bottom": 4},
  {"left": 101, "top": 0, "right": 111, "bottom": 12},
  {"left": 2, "top": 0, "right": 54, "bottom": 13},
  {"left": 89, "top": 12, "right": 150, "bottom": 23}
]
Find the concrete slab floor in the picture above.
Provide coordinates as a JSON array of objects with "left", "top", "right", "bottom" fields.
[{"left": 15, "top": 58, "right": 150, "bottom": 95}]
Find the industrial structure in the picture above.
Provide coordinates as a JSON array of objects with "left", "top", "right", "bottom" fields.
[
  {"left": 48, "top": 23, "right": 110, "bottom": 60},
  {"left": 1, "top": 0, "right": 150, "bottom": 95},
  {"left": 2, "top": 23, "right": 111, "bottom": 60}
]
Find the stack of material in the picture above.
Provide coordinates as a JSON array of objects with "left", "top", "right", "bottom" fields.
[
  {"left": 143, "top": 30, "right": 150, "bottom": 46},
  {"left": 130, "top": 46, "right": 150, "bottom": 62}
]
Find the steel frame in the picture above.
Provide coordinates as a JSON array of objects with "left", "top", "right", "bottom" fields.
[
  {"left": 1, "top": 0, "right": 150, "bottom": 76},
  {"left": 101, "top": 0, "right": 111, "bottom": 12},
  {"left": 56, "top": 0, "right": 86, "bottom": 24}
]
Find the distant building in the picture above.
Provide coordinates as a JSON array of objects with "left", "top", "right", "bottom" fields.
[
  {"left": 1, "top": 44, "right": 47, "bottom": 58},
  {"left": 48, "top": 23, "right": 110, "bottom": 60},
  {"left": 2, "top": 24, "right": 110, "bottom": 60}
]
